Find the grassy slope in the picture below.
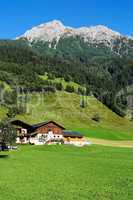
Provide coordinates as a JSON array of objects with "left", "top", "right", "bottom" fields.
[
  {"left": 40, "top": 74, "right": 86, "bottom": 90},
  {"left": 0, "top": 106, "right": 8, "bottom": 119},
  {"left": 15, "top": 91, "right": 133, "bottom": 140},
  {"left": 0, "top": 145, "right": 133, "bottom": 200}
]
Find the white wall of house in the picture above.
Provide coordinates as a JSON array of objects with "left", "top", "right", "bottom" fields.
[
  {"left": 29, "top": 135, "right": 43, "bottom": 145},
  {"left": 29, "top": 132, "right": 63, "bottom": 145},
  {"left": 21, "top": 129, "right": 27, "bottom": 134},
  {"left": 24, "top": 137, "right": 28, "bottom": 143},
  {"left": 16, "top": 137, "right": 20, "bottom": 144},
  {"left": 16, "top": 134, "right": 91, "bottom": 146},
  {"left": 16, "top": 136, "right": 29, "bottom": 144},
  {"left": 64, "top": 139, "right": 91, "bottom": 147}
]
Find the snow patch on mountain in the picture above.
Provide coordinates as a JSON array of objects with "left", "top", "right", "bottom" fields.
[
  {"left": 17, "top": 20, "right": 131, "bottom": 48},
  {"left": 17, "top": 20, "right": 66, "bottom": 42}
]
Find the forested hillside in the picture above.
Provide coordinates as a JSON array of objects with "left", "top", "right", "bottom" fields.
[{"left": 0, "top": 36, "right": 132, "bottom": 118}]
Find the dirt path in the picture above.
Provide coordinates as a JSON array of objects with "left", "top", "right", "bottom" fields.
[{"left": 88, "top": 138, "right": 133, "bottom": 148}]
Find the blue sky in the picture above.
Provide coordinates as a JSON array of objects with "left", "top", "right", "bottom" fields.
[{"left": 0, "top": 0, "right": 133, "bottom": 39}]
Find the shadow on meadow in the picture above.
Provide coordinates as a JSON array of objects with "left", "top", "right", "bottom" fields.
[{"left": 0, "top": 154, "right": 8, "bottom": 158}]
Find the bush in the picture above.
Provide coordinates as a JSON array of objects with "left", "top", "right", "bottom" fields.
[
  {"left": 3, "top": 90, "right": 17, "bottom": 105},
  {"left": 43, "top": 86, "right": 56, "bottom": 93},
  {"left": 48, "top": 73, "right": 55, "bottom": 80},
  {"left": 55, "top": 82, "right": 63, "bottom": 91},
  {"left": 92, "top": 113, "right": 101, "bottom": 122},
  {"left": 65, "top": 85, "right": 75, "bottom": 93},
  {"left": 7, "top": 105, "right": 27, "bottom": 118},
  {"left": 0, "top": 118, "right": 17, "bottom": 150},
  {"left": 78, "top": 87, "right": 85, "bottom": 95},
  {"left": 64, "top": 75, "right": 72, "bottom": 82},
  {"left": 80, "top": 97, "right": 87, "bottom": 108},
  {"left": 86, "top": 87, "right": 91, "bottom": 96}
]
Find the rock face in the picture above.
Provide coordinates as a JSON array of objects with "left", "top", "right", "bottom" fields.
[
  {"left": 0, "top": 21, "right": 132, "bottom": 116},
  {"left": 17, "top": 20, "right": 128, "bottom": 45},
  {"left": 17, "top": 20, "right": 133, "bottom": 57},
  {"left": 17, "top": 20, "right": 66, "bottom": 43}
]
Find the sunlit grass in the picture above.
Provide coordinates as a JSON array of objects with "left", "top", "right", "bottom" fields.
[
  {"left": 16, "top": 91, "right": 133, "bottom": 140},
  {"left": 0, "top": 145, "right": 133, "bottom": 200}
]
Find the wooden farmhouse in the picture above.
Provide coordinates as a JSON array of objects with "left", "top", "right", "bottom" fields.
[{"left": 12, "top": 120, "right": 90, "bottom": 146}]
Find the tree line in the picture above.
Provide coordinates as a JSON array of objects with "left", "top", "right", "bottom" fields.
[{"left": 0, "top": 39, "right": 132, "bottom": 116}]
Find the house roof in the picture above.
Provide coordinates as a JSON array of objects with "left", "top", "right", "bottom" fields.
[
  {"left": 12, "top": 120, "right": 65, "bottom": 131},
  {"left": 63, "top": 131, "right": 83, "bottom": 138},
  {"left": 32, "top": 121, "right": 65, "bottom": 130},
  {"left": 11, "top": 120, "right": 32, "bottom": 129}
]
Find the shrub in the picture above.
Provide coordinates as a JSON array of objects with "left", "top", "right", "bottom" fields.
[
  {"left": 55, "top": 82, "right": 63, "bottom": 91},
  {"left": 78, "top": 87, "right": 85, "bottom": 95},
  {"left": 65, "top": 85, "right": 75, "bottom": 93},
  {"left": 92, "top": 113, "right": 101, "bottom": 122}
]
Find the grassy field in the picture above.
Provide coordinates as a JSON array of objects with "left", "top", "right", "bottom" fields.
[
  {"left": 0, "top": 145, "right": 133, "bottom": 200},
  {"left": 0, "top": 90, "right": 132, "bottom": 140},
  {"left": 15, "top": 91, "right": 133, "bottom": 140},
  {"left": 39, "top": 74, "right": 86, "bottom": 91}
]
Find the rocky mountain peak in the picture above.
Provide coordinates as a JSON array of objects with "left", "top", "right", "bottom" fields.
[{"left": 17, "top": 20, "right": 130, "bottom": 47}]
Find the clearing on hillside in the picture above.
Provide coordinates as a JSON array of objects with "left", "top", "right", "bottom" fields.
[{"left": 14, "top": 91, "right": 133, "bottom": 140}]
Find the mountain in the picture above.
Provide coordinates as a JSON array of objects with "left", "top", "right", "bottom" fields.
[
  {"left": 0, "top": 20, "right": 132, "bottom": 118},
  {"left": 18, "top": 20, "right": 121, "bottom": 43},
  {"left": 17, "top": 20, "right": 133, "bottom": 56}
]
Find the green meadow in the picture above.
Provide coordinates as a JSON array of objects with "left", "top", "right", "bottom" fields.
[
  {"left": 15, "top": 91, "right": 133, "bottom": 140},
  {"left": 0, "top": 90, "right": 133, "bottom": 140},
  {"left": 0, "top": 145, "right": 133, "bottom": 200},
  {"left": 39, "top": 74, "right": 86, "bottom": 91}
]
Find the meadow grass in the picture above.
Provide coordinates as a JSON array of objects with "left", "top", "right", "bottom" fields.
[
  {"left": 39, "top": 74, "right": 85, "bottom": 90},
  {"left": 16, "top": 92, "right": 133, "bottom": 140},
  {"left": 0, "top": 91, "right": 133, "bottom": 140},
  {"left": 0, "top": 145, "right": 133, "bottom": 200},
  {"left": 73, "top": 126, "right": 133, "bottom": 140}
]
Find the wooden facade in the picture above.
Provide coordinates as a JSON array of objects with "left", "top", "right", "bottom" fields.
[
  {"left": 12, "top": 120, "right": 90, "bottom": 146},
  {"left": 12, "top": 120, "right": 65, "bottom": 145},
  {"left": 36, "top": 122, "right": 64, "bottom": 135}
]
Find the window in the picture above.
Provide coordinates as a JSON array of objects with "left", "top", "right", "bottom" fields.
[{"left": 38, "top": 135, "right": 44, "bottom": 142}]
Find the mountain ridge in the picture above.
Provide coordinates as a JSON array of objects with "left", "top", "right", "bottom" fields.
[
  {"left": 16, "top": 20, "right": 133, "bottom": 57},
  {"left": 0, "top": 20, "right": 132, "bottom": 118},
  {"left": 17, "top": 20, "right": 132, "bottom": 45}
]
